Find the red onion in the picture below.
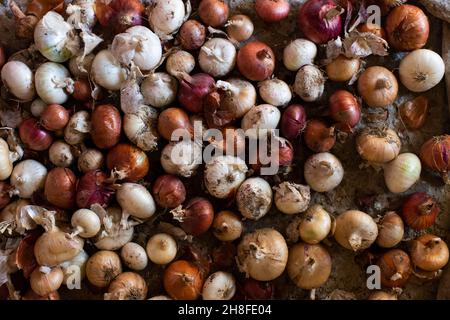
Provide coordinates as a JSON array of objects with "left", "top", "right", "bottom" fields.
[
  {"left": 152, "top": 174, "right": 186, "bottom": 208},
  {"left": 255, "top": 0, "right": 290, "bottom": 23},
  {"left": 0, "top": 182, "right": 12, "bottom": 209},
  {"left": 281, "top": 104, "right": 307, "bottom": 140},
  {"left": 177, "top": 20, "right": 206, "bottom": 50},
  {"left": 419, "top": 135, "right": 450, "bottom": 184},
  {"left": 402, "top": 192, "right": 440, "bottom": 230},
  {"left": 240, "top": 278, "right": 274, "bottom": 300},
  {"left": 298, "top": 0, "right": 343, "bottom": 44},
  {"left": 329, "top": 90, "right": 361, "bottom": 132},
  {"left": 44, "top": 167, "right": 77, "bottom": 209},
  {"left": 171, "top": 197, "right": 214, "bottom": 236},
  {"left": 304, "top": 119, "right": 336, "bottom": 152},
  {"left": 198, "top": 0, "right": 229, "bottom": 27},
  {"left": 19, "top": 118, "right": 53, "bottom": 151},
  {"left": 237, "top": 41, "right": 275, "bottom": 81},
  {"left": 95, "top": 0, "right": 144, "bottom": 34},
  {"left": 177, "top": 73, "right": 216, "bottom": 113},
  {"left": 76, "top": 170, "right": 115, "bottom": 209},
  {"left": 40, "top": 104, "right": 70, "bottom": 131}
]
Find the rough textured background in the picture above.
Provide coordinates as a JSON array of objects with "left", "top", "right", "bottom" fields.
[{"left": 0, "top": 0, "right": 449, "bottom": 300}]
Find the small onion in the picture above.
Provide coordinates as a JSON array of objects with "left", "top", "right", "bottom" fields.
[
  {"left": 294, "top": 65, "right": 325, "bottom": 102},
  {"left": 35, "top": 62, "right": 72, "bottom": 105},
  {"left": 95, "top": 0, "right": 144, "bottom": 34},
  {"left": 377, "top": 249, "right": 412, "bottom": 288},
  {"left": 255, "top": 0, "right": 290, "bottom": 23},
  {"left": 157, "top": 107, "right": 193, "bottom": 141},
  {"left": 160, "top": 140, "right": 202, "bottom": 178},
  {"left": 166, "top": 51, "right": 195, "bottom": 76},
  {"left": 226, "top": 14, "right": 254, "bottom": 42},
  {"left": 1, "top": 61, "right": 35, "bottom": 101},
  {"left": 19, "top": 118, "right": 53, "bottom": 151},
  {"left": 152, "top": 174, "right": 186, "bottom": 209},
  {"left": 329, "top": 90, "right": 361, "bottom": 132},
  {"left": 91, "top": 49, "right": 127, "bottom": 91},
  {"left": 202, "top": 271, "right": 236, "bottom": 300},
  {"left": 298, "top": 204, "right": 332, "bottom": 244},
  {"left": 258, "top": 78, "right": 292, "bottom": 107},
  {"left": 237, "top": 41, "right": 275, "bottom": 81},
  {"left": 91, "top": 104, "right": 122, "bottom": 150},
  {"left": 356, "top": 128, "right": 401, "bottom": 164},
  {"left": 78, "top": 148, "right": 104, "bottom": 173},
  {"left": 419, "top": 135, "right": 450, "bottom": 183},
  {"left": 357, "top": 22, "right": 386, "bottom": 39},
  {"left": 402, "top": 192, "right": 439, "bottom": 230},
  {"left": 30, "top": 267, "right": 64, "bottom": 297},
  {"left": 376, "top": 211, "right": 404, "bottom": 248},
  {"left": 71, "top": 209, "right": 101, "bottom": 238},
  {"left": 334, "top": 210, "right": 378, "bottom": 251},
  {"left": 105, "top": 272, "right": 148, "bottom": 300},
  {"left": 72, "top": 79, "right": 91, "bottom": 102},
  {"left": 116, "top": 183, "right": 156, "bottom": 220},
  {"left": 383, "top": 153, "right": 421, "bottom": 194},
  {"left": 44, "top": 167, "right": 77, "bottom": 209},
  {"left": 287, "top": 243, "right": 332, "bottom": 289},
  {"left": 399, "top": 96, "right": 429, "bottom": 130},
  {"left": 274, "top": 182, "right": 310, "bottom": 215},
  {"left": 40, "top": 104, "right": 70, "bottom": 132},
  {"left": 208, "top": 126, "right": 246, "bottom": 156},
  {"left": 146, "top": 233, "right": 177, "bottom": 265},
  {"left": 106, "top": 143, "right": 150, "bottom": 182},
  {"left": 304, "top": 152, "right": 344, "bottom": 193},
  {"left": 177, "top": 20, "right": 206, "bottom": 50},
  {"left": 241, "top": 104, "right": 281, "bottom": 139},
  {"left": 280, "top": 104, "right": 307, "bottom": 140},
  {"left": 236, "top": 177, "right": 272, "bottom": 220},
  {"left": 30, "top": 99, "right": 47, "bottom": 118},
  {"left": 214, "top": 78, "right": 257, "bottom": 119},
  {"left": 76, "top": 170, "right": 115, "bottom": 208},
  {"left": 199, "top": 0, "right": 229, "bottom": 27},
  {"left": 212, "top": 210, "right": 243, "bottom": 241},
  {"left": 120, "top": 243, "right": 148, "bottom": 271},
  {"left": 86, "top": 250, "right": 122, "bottom": 288},
  {"left": 163, "top": 260, "right": 203, "bottom": 300},
  {"left": 93, "top": 206, "right": 134, "bottom": 250},
  {"left": 124, "top": 105, "right": 159, "bottom": 152},
  {"left": 10, "top": 160, "right": 47, "bottom": 199},
  {"left": 176, "top": 72, "right": 216, "bottom": 113},
  {"left": 0, "top": 138, "right": 13, "bottom": 181},
  {"left": 304, "top": 119, "right": 336, "bottom": 153},
  {"left": 199, "top": 38, "right": 236, "bottom": 78},
  {"left": 358, "top": 66, "right": 398, "bottom": 108},
  {"left": 326, "top": 55, "right": 360, "bottom": 82},
  {"left": 141, "top": 72, "right": 178, "bottom": 108},
  {"left": 147, "top": 0, "right": 186, "bottom": 39},
  {"left": 410, "top": 234, "right": 449, "bottom": 272},
  {"left": 283, "top": 38, "right": 317, "bottom": 72},
  {"left": 171, "top": 197, "right": 214, "bottom": 236},
  {"left": 237, "top": 228, "right": 288, "bottom": 281}
]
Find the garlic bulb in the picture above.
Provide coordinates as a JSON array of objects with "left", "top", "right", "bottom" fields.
[
  {"left": 34, "top": 11, "right": 80, "bottom": 63},
  {"left": 35, "top": 62, "right": 73, "bottom": 104},
  {"left": 10, "top": 160, "right": 47, "bottom": 198},
  {"left": 204, "top": 156, "right": 248, "bottom": 199},
  {"left": 283, "top": 38, "right": 317, "bottom": 71},
  {"left": 294, "top": 65, "right": 325, "bottom": 102},
  {"left": 399, "top": 49, "right": 445, "bottom": 93},
  {"left": 124, "top": 105, "right": 159, "bottom": 151},
  {"left": 274, "top": 182, "right": 310, "bottom": 215},
  {"left": 141, "top": 73, "right": 178, "bottom": 108},
  {"left": 91, "top": 49, "right": 127, "bottom": 91},
  {"left": 148, "top": 0, "right": 187, "bottom": 39},
  {"left": 160, "top": 140, "right": 202, "bottom": 178},
  {"left": 258, "top": 78, "right": 292, "bottom": 107},
  {"left": 236, "top": 177, "right": 272, "bottom": 220},
  {"left": 111, "top": 26, "right": 162, "bottom": 71},
  {"left": 241, "top": 104, "right": 281, "bottom": 139},
  {"left": 1, "top": 61, "right": 35, "bottom": 101},
  {"left": 199, "top": 38, "right": 237, "bottom": 77}
]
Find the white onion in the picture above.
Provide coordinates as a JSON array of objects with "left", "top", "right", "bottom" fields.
[
  {"left": 283, "top": 38, "right": 317, "bottom": 71},
  {"left": 383, "top": 153, "right": 421, "bottom": 194},
  {"left": 236, "top": 177, "right": 272, "bottom": 220},
  {"left": 258, "top": 78, "right": 292, "bottom": 107},
  {"left": 241, "top": 104, "right": 281, "bottom": 139},
  {"left": 0, "top": 138, "right": 14, "bottom": 181},
  {"left": 111, "top": 26, "right": 162, "bottom": 71},
  {"left": 166, "top": 50, "right": 195, "bottom": 76},
  {"left": 49, "top": 141, "right": 74, "bottom": 168},
  {"left": 66, "top": 0, "right": 97, "bottom": 30},
  {"left": 120, "top": 242, "right": 148, "bottom": 271},
  {"left": 30, "top": 99, "right": 47, "bottom": 117},
  {"left": 124, "top": 105, "right": 159, "bottom": 152},
  {"left": 35, "top": 62, "right": 73, "bottom": 104},
  {"left": 10, "top": 160, "right": 47, "bottom": 198},
  {"left": 304, "top": 152, "right": 344, "bottom": 192},
  {"left": 160, "top": 140, "right": 202, "bottom": 177},
  {"left": 34, "top": 11, "right": 79, "bottom": 63},
  {"left": 334, "top": 210, "right": 378, "bottom": 251},
  {"left": 199, "top": 38, "right": 236, "bottom": 77},
  {"left": 204, "top": 156, "right": 248, "bottom": 199},
  {"left": 141, "top": 73, "right": 178, "bottom": 108},
  {"left": 91, "top": 49, "right": 127, "bottom": 91},
  {"left": 215, "top": 79, "right": 257, "bottom": 118},
  {"left": 78, "top": 148, "right": 104, "bottom": 173},
  {"left": 148, "top": 0, "right": 187, "bottom": 39},
  {"left": 274, "top": 182, "right": 310, "bottom": 215},
  {"left": 294, "top": 65, "right": 325, "bottom": 102},
  {"left": 399, "top": 49, "right": 445, "bottom": 93},
  {"left": 1, "top": 61, "right": 35, "bottom": 102},
  {"left": 116, "top": 183, "right": 156, "bottom": 220},
  {"left": 71, "top": 209, "right": 101, "bottom": 238},
  {"left": 202, "top": 271, "right": 236, "bottom": 300},
  {"left": 146, "top": 233, "right": 177, "bottom": 265},
  {"left": 64, "top": 111, "right": 91, "bottom": 145}
]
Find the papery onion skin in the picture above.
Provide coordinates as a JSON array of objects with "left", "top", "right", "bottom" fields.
[
  {"left": 19, "top": 118, "right": 53, "bottom": 151},
  {"left": 357, "top": 66, "right": 398, "bottom": 108},
  {"left": 177, "top": 73, "right": 216, "bottom": 113},
  {"left": 356, "top": 128, "right": 401, "bottom": 164},
  {"left": 157, "top": 107, "right": 193, "bottom": 141},
  {"left": 280, "top": 104, "right": 307, "bottom": 140},
  {"left": 329, "top": 90, "right": 361, "bottom": 132},
  {"left": 304, "top": 120, "right": 336, "bottom": 153},
  {"left": 236, "top": 178, "right": 273, "bottom": 220},
  {"left": 402, "top": 192, "right": 440, "bottom": 230},
  {"left": 177, "top": 20, "right": 206, "bottom": 50},
  {"left": 399, "top": 96, "right": 429, "bottom": 129},
  {"left": 40, "top": 104, "right": 70, "bottom": 131},
  {"left": 326, "top": 56, "right": 360, "bottom": 83},
  {"left": 91, "top": 104, "right": 122, "bottom": 149},
  {"left": 171, "top": 197, "right": 214, "bottom": 236},
  {"left": 419, "top": 135, "right": 450, "bottom": 183},
  {"left": 255, "top": 0, "right": 290, "bottom": 23},
  {"left": 384, "top": 153, "right": 421, "bottom": 194},
  {"left": 334, "top": 210, "right": 378, "bottom": 251},
  {"left": 240, "top": 278, "right": 274, "bottom": 300},
  {"left": 410, "top": 234, "right": 449, "bottom": 272},
  {"left": 226, "top": 14, "right": 254, "bottom": 42},
  {"left": 105, "top": 272, "right": 148, "bottom": 300},
  {"left": 385, "top": 4, "right": 429, "bottom": 51},
  {"left": 153, "top": 175, "right": 186, "bottom": 209},
  {"left": 163, "top": 260, "right": 204, "bottom": 300},
  {"left": 377, "top": 249, "right": 412, "bottom": 288},
  {"left": 376, "top": 211, "right": 404, "bottom": 248},
  {"left": 298, "top": 0, "right": 343, "bottom": 44},
  {"left": 44, "top": 167, "right": 77, "bottom": 209},
  {"left": 76, "top": 170, "right": 115, "bottom": 208},
  {"left": 106, "top": 143, "right": 149, "bottom": 182},
  {"left": 237, "top": 41, "right": 275, "bottom": 81},
  {"left": 198, "top": 0, "right": 229, "bottom": 27},
  {"left": 357, "top": 23, "right": 387, "bottom": 39},
  {"left": 294, "top": 65, "right": 325, "bottom": 102},
  {"left": 95, "top": 0, "right": 144, "bottom": 34}
]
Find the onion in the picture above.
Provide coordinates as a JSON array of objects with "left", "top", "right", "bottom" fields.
[
  {"left": 91, "top": 49, "right": 127, "bottom": 91},
  {"left": 410, "top": 234, "right": 449, "bottom": 272},
  {"left": 64, "top": 111, "right": 91, "bottom": 146},
  {"left": 0, "top": 45, "right": 5, "bottom": 69},
  {"left": 147, "top": 0, "right": 187, "bottom": 39},
  {"left": 419, "top": 135, "right": 450, "bottom": 184},
  {"left": 304, "top": 152, "right": 344, "bottom": 192},
  {"left": 334, "top": 210, "right": 378, "bottom": 251},
  {"left": 298, "top": 204, "right": 332, "bottom": 244},
  {"left": 120, "top": 243, "right": 148, "bottom": 271},
  {"left": 76, "top": 170, "right": 115, "bottom": 208},
  {"left": 40, "top": 104, "right": 70, "bottom": 131},
  {"left": 356, "top": 128, "right": 401, "bottom": 164},
  {"left": 30, "top": 99, "right": 47, "bottom": 118},
  {"left": 171, "top": 197, "right": 214, "bottom": 236},
  {"left": 199, "top": 0, "right": 229, "bottom": 27},
  {"left": 208, "top": 126, "right": 246, "bottom": 156},
  {"left": 78, "top": 148, "right": 104, "bottom": 173},
  {"left": 35, "top": 62, "right": 73, "bottom": 105},
  {"left": 399, "top": 49, "right": 445, "bottom": 93},
  {"left": 124, "top": 105, "right": 158, "bottom": 152},
  {"left": 30, "top": 267, "right": 64, "bottom": 297},
  {"left": 376, "top": 211, "right": 404, "bottom": 248},
  {"left": 204, "top": 156, "right": 248, "bottom": 199},
  {"left": 237, "top": 41, "right": 275, "bottom": 81},
  {"left": 177, "top": 20, "right": 206, "bottom": 50},
  {"left": 294, "top": 65, "right": 325, "bottom": 102},
  {"left": 72, "top": 79, "right": 91, "bottom": 102},
  {"left": 19, "top": 118, "right": 53, "bottom": 151},
  {"left": 236, "top": 177, "right": 272, "bottom": 220},
  {"left": 157, "top": 107, "right": 193, "bottom": 141},
  {"left": 146, "top": 233, "right": 177, "bottom": 265},
  {"left": 240, "top": 278, "right": 274, "bottom": 300},
  {"left": 160, "top": 140, "right": 202, "bottom": 178},
  {"left": 280, "top": 104, "right": 307, "bottom": 140},
  {"left": 116, "top": 183, "right": 156, "bottom": 219},
  {"left": 199, "top": 38, "right": 236, "bottom": 78},
  {"left": 95, "top": 0, "right": 144, "bottom": 34},
  {"left": 241, "top": 104, "right": 281, "bottom": 139},
  {"left": 402, "top": 192, "right": 439, "bottom": 230},
  {"left": 10, "top": 160, "right": 47, "bottom": 199},
  {"left": 202, "top": 271, "right": 236, "bottom": 300},
  {"left": 152, "top": 174, "right": 186, "bottom": 209},
  {"left": 274, "top": 182, "right": 310, "bottom": 215},
  {"left": 383, "top": 153, "right": 421, "bottom": 194},
  {"left": 326, "top": 55, "right": 361, "bottom": 83},
  {"left": 69, "top": 54, "right": 95, "bottom": 79},
  {"left": 44, "top": 168, "right": 77, "bottom": 209},
  {"left": 141, "top": 72, "right": 178, "bottom": 108},
  {"left": 255, "top": 0, "right": 290, "bottom": 23},
  {"left": 357, "top": 66, "right": 398, "bottom": 108},
  {"left": 377, "top": 249, "right": 412, "bottom": 288},
  {"left": 163, "top": 260, "right": 204, "bottom": 300},
  {"left": 368, "top": 291, "right": 397, "bottom": 300},
  {"left": 105, "top": 272, "right": 148, "bottom": 300},
  {"left": 106, "top": 143, "right": 149, "bottom": 182},
  {"left": 212, "top": 210, "right": 243, "bottom": 241},
  {"left": 91, "top": 104, "right": 122, "bottom": 149},
  {"left": 166, "top": 51, "right": 195, "bottom": 77},
  {"left": 71, "top": 209, "right": 101, "bottom": 238},
  {"left": 399, "top": 96, "right": 429, "bottom": 130},
  {"left": 304, "top": 119, "right": 336, "bottom": 153},
  {"left": 86, "top": 250, "right": 122, "bottom": 288},
  {"left": 0, "top": 138, "right": 14, "bottom": 181},
  {"left": 214, "top": 78, "right": 257, "bottom": 119},
  {"left": 237, "top": 228, "right": 288, "bottom": 281},
  {"left": 329, "top": 90, "right": 361, "bottom": 132},
  {"left": 176, "top": 72, "right": 216, "bottom": 113},
  {"left": 258, "top": 78, "right": 292, "bottom": 107},
  {"left": 298, "top": 0, "right": 343, "bottom": 44},
  {"left": 1, "top": 61, "right": 35, "bottom": 101},
  {"left": 283, "top": 38, "right": 317, "bottom": 71},
  {"left": 226, "top": 14, "right": 254, "bottom": 42},
  {"left": 93, "top": 206, "right": 135, "bottom": 250},
  {"left": 287, "top": 243, "right": 332, "bottom": 289}
]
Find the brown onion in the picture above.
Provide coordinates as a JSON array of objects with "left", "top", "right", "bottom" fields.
[
  {"left": 237, "top": 41, "right": 275, "bottom": 81},
  {"left": 212, "top": 210, "right": 243, "bottom": 242},
  {"left": 40, "top": 104, "right": 70, "bottom": 131},
  {"left": 402, "top": 192, "right": 440, "bottom": 230},
  {"left": 72, "top": 79, "right": 91, "bottom": 102},
  {"left": 152, "top": 174, "right": 186, "bottom": 208},
  {"left": 86, "top": 250, "right": 122, "bottom": 288},
  {"left": 177, "top": 20, "right": 206, "bottom": 50},
  {"left": 226, "top": 14, "right": 254, "bottom": 42},
  {"left": 410, "top": 234, "right": 449, "bottom": 271},
  {"left": 399, "top": 96, "right": 429, "bottom": 129},
  {"left": 357, "top": 23, "right": 387, "bottom": 39},
  {"left": 163, "top": 260, "right": 204, "bottom": 300},
  {"left": 376, "top": 211, "right": 404, "bottom": 248},
  {"left": 329, "top": 90, "right": 361, "bottom": 132},
  {"left": 280, "top": 104, "right": 307, "bottom": 140},
  {"left": 326, "top": 55, "right": 361, "bottom": 83},
  {"left": 419, "top": 135, "right": 450, "bottom": 184},
  {"left": 356, "top": 128, "right": 401, "bottom": 164},
  {"left": 105, "top": 272, "right": 148, "bottom": 300},
  {"left": 44, "top": 167, "right": 77, "bottom": 209},
  {"left": 255, "top": 0, "right": 290, "bottom": 23},
  {"left": 385, "top": 4, "right": 429, "bottom": 51},
  {"left": 106, "top": 143, "right": 149, "bottom": 182},
  {"left": 198, "top": 0, "right": 229, "bottom": 27},
  {"left": 30, "top": 267, "right": 64, "bottom": 297},
  {"left": 358, "top": 66, "right": 398, "bottom": 108},
  {"left": 91, "top": 104, "right": 122, "bottom": 149},
  {"left": 304, "top": 120, "right": 336, "bottom": 153},
  {"left": 19, "top": 118, "right": 53, "bottom": 151},
  {"left": 95, "top": 0, "right": 144, "bottom": 34},
  {"left": 76, "top": 170, "right": 115, "bottom": 208},
  {"left": 171, "top": 197, "right": 214, "bottom": 236},
  {"left": 157, "top": 107, "right": 193, "bottom": 141},
  {"left": 378, "top": 249, "right": 412, "bottom": 288}
]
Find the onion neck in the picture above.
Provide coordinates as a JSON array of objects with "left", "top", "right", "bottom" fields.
[
  {"left": 318, "top": 161, "right": 334, "bottom": 177},
  {"left": 375, "top": 78, "right": 392, "bottom": 90},
  {"left": 216, "top": 80, "right": 240, "bottom": 96},
  {"left": 418, "top": 199, "right": 435, "bottom": 215},
  {"left": 324, "top": 5, "right": 344, "bottom": 21},
  {"left": 256, "top": 49, "right": 272, "bottom": 62}
]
